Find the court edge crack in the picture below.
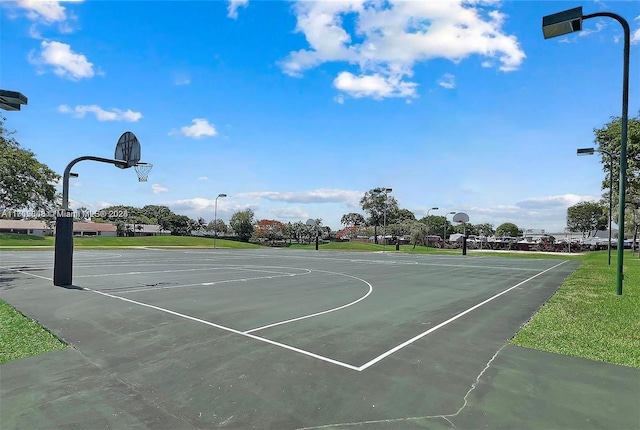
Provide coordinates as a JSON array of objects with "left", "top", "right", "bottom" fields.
[{"left": 294, "top": 344, "right": 508, "bottom": 430}]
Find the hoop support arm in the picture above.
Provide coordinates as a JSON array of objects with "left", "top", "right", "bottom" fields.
[{"left": 62, "top": 156, "right": 127, "bottom": 210}]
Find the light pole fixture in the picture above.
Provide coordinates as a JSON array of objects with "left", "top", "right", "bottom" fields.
[
  {"left": 0, "top": 89, "right": 28, "bottom": 111},
  {"left": 426, "top": 207, "right": 438, "bottom": 248},
  {"left": 577, "top": 147, "right": 615, "bottom": 265},
  {"left": 214, "top": 193, "right": 227, "bottom": 250},
  {"left": 543, "top": 6, "right": 630, "bottom": 295},
  {"left": 373, "top": 187, "right": 393, "bottom": 252},
  {"left": 443, "top": 211, "right": 456, "bottom": 243}
]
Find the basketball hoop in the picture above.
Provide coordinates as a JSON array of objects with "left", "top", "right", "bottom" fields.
[{"left": 134, "top": 162, "right": 153, "bottom": 182}]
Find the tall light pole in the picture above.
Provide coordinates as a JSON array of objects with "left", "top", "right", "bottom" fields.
[
  {"left": 443, "top": 211, "right": 456, "bottom": 244},
  {"left": 426, "top": 207, "right": 438, "bottom": 248},
  {"left": 543, "top": 6, "right": 629, "bottom": 295},
  {"left": 577, "top": 147, "right": 615, "bottom": 265},
  {"left": 214, "top": 193, "right": 227, "bottom": 249},
  {"left": 373, "top": 187, "right": 392, "bottom": 252}
]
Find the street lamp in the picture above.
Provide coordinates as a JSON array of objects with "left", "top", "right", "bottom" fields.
[
  {"left": 577, "top": 147, "right": 615, "bottom": 265},
  {"left": 426, "top": 207, "right": 438, "bottom": 248},
  {"left": 373, "top": 187, "right": 393, "bottom": 252},
  {"left": 214, "top": 193, "right": 227, "bottom": 249},
  {"left": 443, "top": 211, "right": 456, "bottom": 243},
  {"left": 0, "top": 89, "right": 28, "bottom": 111},
  {"left": 543, "top": 6, "right": 630, "bottom": 295}
]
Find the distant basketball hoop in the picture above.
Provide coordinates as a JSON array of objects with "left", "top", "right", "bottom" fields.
[
  {"left": 134, "top": 162, "right": 153, "bottom": 182},
  {"left": 452, "top": 212, "right": 470, "bottom": 224}
]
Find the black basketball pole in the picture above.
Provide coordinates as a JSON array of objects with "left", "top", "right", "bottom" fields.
[{"left": 54, "top": 156, "right": 127, "bottom": 287}]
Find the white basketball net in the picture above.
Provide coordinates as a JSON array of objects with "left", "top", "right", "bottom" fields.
[{"left": 134, "top": 163, "right": 153, "bottom": 182}]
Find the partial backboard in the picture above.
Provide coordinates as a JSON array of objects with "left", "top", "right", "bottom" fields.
[{"left": 114, "top": 131, "right": 141, "bottom": 169}]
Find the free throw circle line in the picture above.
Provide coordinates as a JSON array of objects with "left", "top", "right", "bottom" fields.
[{"left": 243, "top": 269, "right": 373, "bottom": 334}]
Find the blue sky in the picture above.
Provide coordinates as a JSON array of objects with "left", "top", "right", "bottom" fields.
[{"left": 2, "top": 0, "right": 639, "bottom": 232}]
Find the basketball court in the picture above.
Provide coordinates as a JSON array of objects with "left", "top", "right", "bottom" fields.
[{"left": 1, "top": 249, "right": 638, "bottom": 429}]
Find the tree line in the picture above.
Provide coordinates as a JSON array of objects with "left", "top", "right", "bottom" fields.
[
  {"left": 3, "top": 112, "right": 638, "bottom": 245},
  {"left": 339, "top": 189, "right": 520, "bottom": 246},
  {"left": 568, "top": 112, "right": 640, "bottom": 242}
]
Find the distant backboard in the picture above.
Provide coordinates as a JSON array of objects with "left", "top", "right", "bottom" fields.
[
  {"left": 306, "top": 219, "right": 316, "bottom": 227},
  {"left": 453, "top": 212, "right": 470, "bottom": 223},
  {"left": 114, "top": 131, "right": 141, "bottom": 169}
]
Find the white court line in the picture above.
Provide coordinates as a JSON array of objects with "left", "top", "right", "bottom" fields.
[
  {"left": 74, "top": 266, "right": 290, "bottom": 278},
  {"left": 348, "top": 259, "right": 539, "bottom": 272},
  {"left": 2, "top": 259, "right": 571, "bottom": 372},
  {"left": 355, "top": 260, "right": 569, "bottom": 371},
  {"left": 114, "top": 268, "right": 311, "bottom": 294},
  {"left": 87, "top": 288, "right": 360, "bottom": 371},
  {"left": 0, "top": 266, "right": 52, "bottom": 281},
  {"left": 244, "top": 269, "right": 373, "bottom": 334},
  {"left": 8, "top": 259, "right": 228, "bottom": 271}
]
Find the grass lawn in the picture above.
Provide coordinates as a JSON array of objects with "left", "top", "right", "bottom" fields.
[
  {"left": 0, "top": 300, "right": 66, "bottom": 364},
  {"left": 290, "top": 241, "right": 463, "bottom": 254},
  {"left": 511, "top": 251, "right": 640, "bottom": 368},
  {"left": 0, "top": 233, "right": 262, "bottom": 249}
]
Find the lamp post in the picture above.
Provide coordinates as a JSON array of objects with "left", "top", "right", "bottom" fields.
[
  {"left": 443, "top": 211, "right": 456, "bottom": 244},
  {"left": 214, "top": 193, "right": 227, "bottom": 249},
  {"left": 373, "top": 187, "right": 393, "bottom": 252},
  {"left": 543, "top": 6, "right": 630, "bottom": 295},
  {"left": 0, "top": 90, "right": 28, "bottom": 111},
  {"left": 426, "top": 207, "right": 439, "bottom": 248},
  {"left": 577, "top": 147, "right": 615, "bottom": 265}
]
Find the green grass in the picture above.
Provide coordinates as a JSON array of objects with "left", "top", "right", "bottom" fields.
[
  {"left": 0, "top": 233, "right": 262, "bottom": 249},
  {"left": 511, "top": 251, "right": 640, "bottom": 368},
  {"left": 303, "top": 242, "right": 582, "bottom": 258},
  {"left": 0, "top": 300, "right": 67, "bottom": 364},
  {"left": 0, "top": 233, "right": 51, "bottom": 245}
]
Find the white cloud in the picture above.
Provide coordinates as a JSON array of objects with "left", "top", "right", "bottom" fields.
[
  {"left": 58, "top": 104, "right": 143, "bottom": 122},
  {"left": 16, "top": 0, "right": 69, "bottom": 23},
  {"left": 236, "top": 189, "right": 362, "bottom": 204},
  {"left": 579, "top": 21, "right": 605, "bottom": 37},
  {"left": 175, "top": 78, "right": 191, "bottom": 86},
  {"left": 198, "top": 176, "right": 209, "bottom": 181},
  {"left": 280, "top": 0, "right": 525, "bottom": 100},
  {"left": 29, "top": 40, "right": 94, "bottom": 80},
  {"left": 632, "top": 28, "right": 640, "bottom": 45},
  {"left": 268, "top": 207, "right": 309, "bottom": 220},
  {"left": 227, "top": 0, "right": 248, "bottom": 19},
  {"left": 178, "top": 119, "right": 218, "bottom": 139},
  {"left": 334, "top": 94, "right": 345, "bottom": 104},
  {"left": 52, "top": 177, "right": 80, "bottom": 188},
  {"left": 11, "top": 1, "right": 82, "bottom": 38},
  {"left": 515, "top": 194, "right": 600, "bottom": 210},
  {"left": 333, "top": 71, "right": 417, "bottom": 99},
  {"left": 437, "top": 73, "right": 456, "bottom": 89},
  {"left": 152, "top": 184, "right": 169, "bottom": 195},
  {"left": 460, "top": 194, "right": 602, "bottom": 232}
]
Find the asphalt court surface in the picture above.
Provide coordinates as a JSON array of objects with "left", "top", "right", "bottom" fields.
[{"left": 1, "top": 249, "right": 638, "bottom": 429}]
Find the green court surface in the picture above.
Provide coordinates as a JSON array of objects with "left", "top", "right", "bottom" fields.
[{"left": 1, "top": 249, "right": 638, "bottom": 429}]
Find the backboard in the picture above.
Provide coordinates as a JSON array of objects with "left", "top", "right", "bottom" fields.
[
  {"left": 452, "top": 212, "right": 469, "bottom": 223},
  {"left": 306, "top": 219, "right": 316, "bottom": 227},
  {"left": 114, "top": 131, "right": 141, "bottom": 169}
]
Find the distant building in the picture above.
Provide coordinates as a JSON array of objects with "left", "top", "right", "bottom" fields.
[
  {"left": 0, "top": 220, "right": 51, "bottom": 236},
  {"left": 124, "top": 224, "right": 171, "bottom": 236},
  {"left": 0, "top": 220, "right": 117, "bottom": 237}
]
